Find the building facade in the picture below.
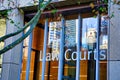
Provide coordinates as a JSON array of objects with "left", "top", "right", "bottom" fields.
[{"left": 0, "top": 0, "right": 120, "bottom": 80}]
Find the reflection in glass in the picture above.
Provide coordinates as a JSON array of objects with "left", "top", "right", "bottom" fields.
[{"left": 23, "top": 16, "right": 108, "bottom": 80}]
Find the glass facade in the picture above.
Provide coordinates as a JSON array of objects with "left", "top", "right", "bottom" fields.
[{"left": 20, "top": 14, "right": 108, "bottom": 80}]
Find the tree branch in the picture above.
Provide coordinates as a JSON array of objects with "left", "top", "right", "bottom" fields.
[{"left": 0, "top": 0, "right": 52, "bottom": 54}]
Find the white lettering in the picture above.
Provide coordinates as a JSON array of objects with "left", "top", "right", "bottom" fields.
[
  {"left": 71, "top": 52, "right": 77, "bottom": 61},
  {"left": 81, "top": 51, "right": 87, "bottom": 60},
  {"left": 39, "top": 49, "right": 106, "bottom": 61},
  {"left": 100, "top": 50, "right": 106, "bottom": 60},
  {"left": 88, "top": 51, "right": 92, "bottom": 60},
  {"left": 46, "top": 53, "right": 51, "bottom": 61},
  {"left": 65, "top": 49, "right": 71, "bottom": 61},
  {"left": 39, "top": 50, "right": 43, "bottom": 61},
  {"left": 52, "top": 53, "right": 59, "bottom": 61}
]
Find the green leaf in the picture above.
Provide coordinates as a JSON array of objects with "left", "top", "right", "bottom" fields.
[
  {"left": 111, "top": 12, "right": 115, "bottom": 18},
  {"left": 10, "top": 20, "right": 14, "bottom": 24},
  {"left": 77, "top": 1, "right": 80, "bottom": 5},
  {"left": 51, "top": 9, "right": 58, "bottom": 14},
  {"left": 104, "top": 0, "right": 108, "bottom": 4}
]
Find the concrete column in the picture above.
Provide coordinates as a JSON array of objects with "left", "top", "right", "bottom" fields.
[
  {"left": 108, "top": 0, "right": 120, "bottom": 80},
  {"left": 1, "top": 8, "right": 24, "bottom": 80}
]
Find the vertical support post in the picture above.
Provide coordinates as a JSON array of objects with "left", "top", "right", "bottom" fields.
[
  {"left": 41, "top": 19, "right": 48, "bottom": 80},
  {"left": 58, "top": 17, "right": 65, "bottom": 80},
  {"left": 1, "top": 8, "right": 24, "bottom": 80},
  {"left": 26, "top": 32, "right": 33, "bottom": 80},
  {"left": 107, "top": 0, "right": 111, "bottom": 80},
  {"left": 95, "top": 14, "right": 101, "bottom": 80},
  {"left": 107, "top": 0, "right": 120, "bottom": 80},
  {"left": 18, "top": 32, "right": 24, "bottom": 80},
  {"left": 76, "top": 14, "right": 82, "bottom": 80}
]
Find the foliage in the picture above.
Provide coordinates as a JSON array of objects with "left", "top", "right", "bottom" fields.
[
  {"left": 0, "top": 10, "right": 9, "bottom": 18},
  {"left": 89, "top": 0, "right": 108, "bottom": 16},
  {"left": 90, "top": 0, "right": 120, "bottom": 17},
  {"left": 0, "top": 0, "right": 52, "bottom": 54}
]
